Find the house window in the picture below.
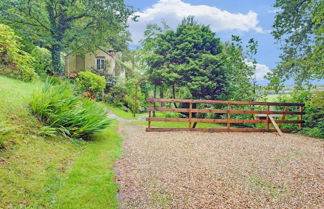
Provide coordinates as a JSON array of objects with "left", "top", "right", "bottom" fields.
[{"left": 96, "top": 57, "right": 105, "bottom": 70}]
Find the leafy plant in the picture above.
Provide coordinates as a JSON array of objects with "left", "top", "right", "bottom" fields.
[
  {"left": 269, "top": 0, "right": 324, "bottom": 88},
  {"left": 0, "top": 24, "right": 37, "bottom": 81},
  {"left": 275, "top": 91, "right": 323, "bottom": 139},
  {"left": 106, "top": 82, "right": 127, "bottom": 107},
  {"left": 31, "top": 81, "right": 110, "bottom": 140},
  {"left": 38, "top": 126, "right": 57, "bottom": 137},
  {"left": 30, "top": 46, "right": 52, "bottom": 77},
  {"left": 76, "top": 71, "right": 106, "bottom": 99}
]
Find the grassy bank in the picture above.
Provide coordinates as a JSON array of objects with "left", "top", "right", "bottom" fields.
[
  {"left": 0, "top": 76, "right": 122, "bottom": 208},
  {"left": 0, "top": 76, "right": 42, "bottom": 146}
]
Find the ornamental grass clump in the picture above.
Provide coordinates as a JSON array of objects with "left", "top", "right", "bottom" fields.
[{"left": 31, "top": 81, "right": 110, "bottom": 139}]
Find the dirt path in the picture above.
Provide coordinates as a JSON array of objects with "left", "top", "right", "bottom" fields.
[{"left": 115, "top": 121, "right": 323, "bottom": 209}]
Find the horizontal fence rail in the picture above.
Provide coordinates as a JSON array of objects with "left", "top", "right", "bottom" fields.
[{"left": 146, "top": 98, "right": 304, "bottom": 133}]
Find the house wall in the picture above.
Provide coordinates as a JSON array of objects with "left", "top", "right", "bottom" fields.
[
  {"left": 84, "top": 50, "right": 115, "bottom": 75},
  {"left": 65, "top": 55, "right": 77, "bottom": 74},
  {"left": 65, "top": 49, "right": 124, "bottom": 79},
  {"left": 76, "top": 55, "right": 85, "bottom": 71}
]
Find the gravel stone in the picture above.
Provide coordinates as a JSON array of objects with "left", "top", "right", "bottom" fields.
[{"left": 115, "top": 123, "right": 324, "bottom": 209}]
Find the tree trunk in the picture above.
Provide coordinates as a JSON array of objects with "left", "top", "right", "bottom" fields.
[
  {"left": 51, "top": 44, "right": 63, "bottom": 76},
  {"left": 153, "top": 85, "right": 157, "bottom": 117},
  {"left": 160, "top": 86, "right": 164, "bottom": 107},
  {"left": 172, "top": 85, "right": 178, "bottom": 108},
  {"left": 133, "top": 83, "right": 138, "bottom": 118}
]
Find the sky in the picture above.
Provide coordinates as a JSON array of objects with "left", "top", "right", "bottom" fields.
[{"left": 124, "top": 0, "right": 283, "bottom": 84}]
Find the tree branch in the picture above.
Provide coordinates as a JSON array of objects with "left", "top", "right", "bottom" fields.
[
  {"left": 1, "top": 11, "right": 46, "bottom": 28},
  {"left": 27, "top": 6, "right": 52, "bottom": 32}
]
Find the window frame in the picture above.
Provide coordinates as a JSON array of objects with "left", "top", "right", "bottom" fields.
[{"left": 95, "top": 57, "right": 106, "bottom": 70}]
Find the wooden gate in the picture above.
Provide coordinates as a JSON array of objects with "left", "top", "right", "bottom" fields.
[{"left": 146, "top": 98, "right": 304, "bottom": 134}]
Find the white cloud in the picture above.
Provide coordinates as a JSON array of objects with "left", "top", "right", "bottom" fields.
[
  {"left": 128, "top": 0, "right": 264, "bottom": 43},
  {"left": 255, "top": 63, "right": 271, "bottom": 81},
  {"left": 246, "top": 62, "right": 271, "bottom": 81}
]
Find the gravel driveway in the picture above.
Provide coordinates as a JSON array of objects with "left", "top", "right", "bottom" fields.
[{"left": 115, "top": 123, "right": 323, "bottom": 209}]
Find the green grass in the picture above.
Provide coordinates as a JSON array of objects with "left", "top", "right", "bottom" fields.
[
  {"left": 133, "top": 120, "right": 224, "bottom": 128},
  {"left": 105, "top": 104, "right": 146, "bottom": 120},
  {"left": 266, "top": 94, "right": 292, "bottom": 102},
  {"left": 52, "top": 120, "right": 122, "bottom": 209},
  {"left": 105, "top": 105, "right": 224, "bottom": 128},
  {"left": 0, "top": 76, "right": 42, "bottom": 145},
  {"left": 0, "top": 76, "right": 123, "bottom": 208}
]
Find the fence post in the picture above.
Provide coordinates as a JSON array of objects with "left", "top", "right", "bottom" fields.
[
  {"left": 227, "top": 104, "right": 231, "bottom": 129},
  {"left": 299, "top": 106, "right": 303, "bottom": 129},
  {"left": 266, "top": 105, "right": 270, "bottom": 130},
  {"left": 189, "top": 102, "right": 192, "bottom": 128},
  {"left": 148, "top": 102, "right": 152, "bottom": 128}
]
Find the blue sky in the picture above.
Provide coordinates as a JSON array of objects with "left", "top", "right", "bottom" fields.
[{"left": 124, "top": 0, "right": 282, "bottom": 84}]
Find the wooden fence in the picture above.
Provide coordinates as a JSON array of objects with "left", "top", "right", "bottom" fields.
[{"left": 146, "top": 98, "right": 304, "bottom": 134}]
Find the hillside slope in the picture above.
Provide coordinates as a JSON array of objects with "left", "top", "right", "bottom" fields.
[{"left": 0, "top": 76, "right": 121, "bottom": 208}]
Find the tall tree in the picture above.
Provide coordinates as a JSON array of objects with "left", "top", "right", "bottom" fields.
[
  {"left": 141, "top": 17, "right": 226, "bottom": 100},
  {"left": 0, "top": 0, "right": 134, "bottom": 75},
  {"left": 269, "top": 0, "right": 323, "bottom": 88},
  {"left": 221, "top": 36, "right": 261, "bottom": 101}
]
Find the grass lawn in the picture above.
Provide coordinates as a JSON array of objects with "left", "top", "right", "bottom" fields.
[
  {"left": 133, "top": 120, "right": 224, "bottom": 128},
  {"left": 104, "top": 104, "right": 225, "bottom": 128},
  {"left": 105, "top": 104, "right": 146, "bottom": 120},
  {"left": 0, "top": 76, "right": 42, "bottom": 146},
  {"left": 266, "top": 94, "right": 292, "bottom": 102},
  {"left": 0, "top": 76, "right": 122, "bottom": 208},
  {"left": 52, "top": 121, "right": 122, "bottom": 209}
]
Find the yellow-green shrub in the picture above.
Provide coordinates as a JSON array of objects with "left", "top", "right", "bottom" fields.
[
  {"left": 0, "top": 24, "right": 37, "bottom": 81},
  {"left": 76, "top": 71, "right": 106, "bottom": 98}
]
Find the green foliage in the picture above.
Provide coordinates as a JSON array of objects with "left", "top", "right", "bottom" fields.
[
  {"left": 31, "top": 81, "right": 110, "bottom": 139},
  {"left": 141, "top": 18, "right": 226, "bottom": 100},
  {"left": 38, "top": 126, "right": 57, "bottom": 137},
  {"left": 0, "top": 24, "right": 37, "bottom": 81},
  {"left": 104, "top": 74, "right": 118, "bottom": 93},
  {"left": 107, "top": 82, "right": 128, "bottom": 107},
  {"left": 124, "top": 78, "right": 146, "bottom": 113},
  {"left": 30, "top": 46, "right": 52, "bottom": 77},
  {"left": 140, "top": 17, "right": 261, "bottom": 102},
  {"left": 106, "top": 78, "right": 145, "bottom": 113},
  {"left": 269, "top": 0, "right": 324, "bottom": 88},
  {"left": 46, "top": 76, "right": 63, "bottom": 85},
  {"left": 221, "top": 36, "right": 262, "bottom": 101},
  {"left": 274, "top": 90, "right": 323, "bottom": 139},
  {"left": 301, "top": 91, "right": 324, "bottom": 138},
  {"left": 76, "top": 71, "right": 106, "bottom": 98},
  {"left": 0, "top": 0, "right": 134, "bottom": 75}
]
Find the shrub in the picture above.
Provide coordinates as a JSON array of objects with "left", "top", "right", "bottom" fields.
[
  {"left": 106, "top": 82, "right": 127, "bottom": 106},
  {"left": 46, "top": 76, "right": 63, "bottom": 85},
  {"left": 31, "top": 46, "right": 52, "bottom": 77},
  {"left": 0, "top": 24, "right": 37, "bottom": 81},
  {"left": 276, "top": 91, "right": 323, "bottom": 139},
  {"left": 31, "top": 81, "right": 110, "bottom": 139},
  {"left": 302, "top": 91, "right": 324, "bottom": 139},
  {"left": 106, "top": 79, "right": 146, "bottom": 113},
  {"left": 76, "top": 71, "right": 106, "bottom": 99}
]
